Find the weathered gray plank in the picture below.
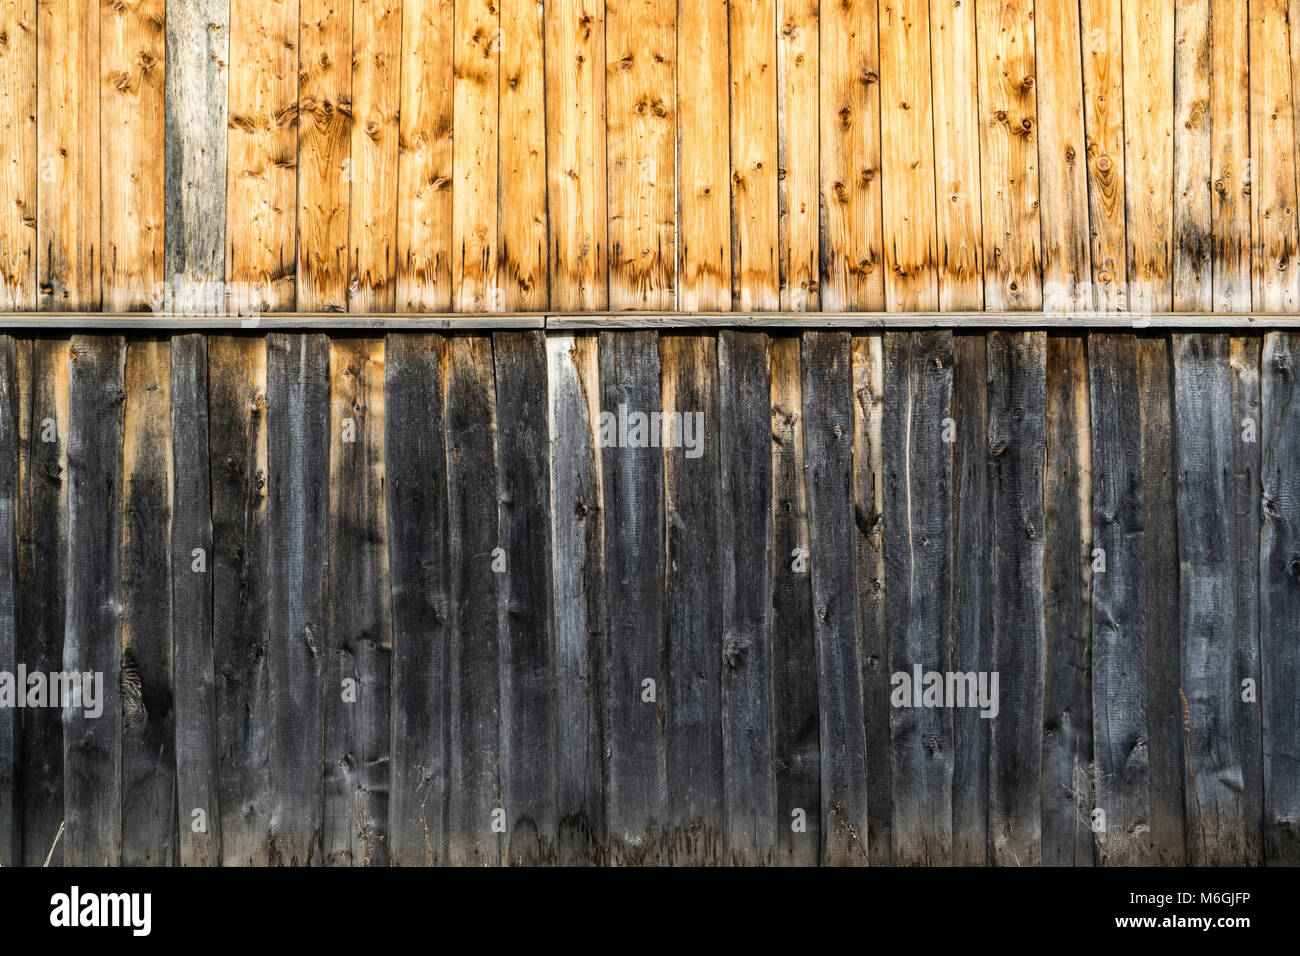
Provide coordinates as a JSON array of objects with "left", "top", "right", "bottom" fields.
[
  {"left": 324, "top": 337, "right": 391, "bottom": 866},
  {"left": 63, "top": 335, "right": 126, "bottom": 866},
  {"left": 266, "top": 333, "right": 329, "bottom": 866},
  {"left": 1172, "top": 333, "right": 1248, "bottom": 863},
  {"left": 546, "top": 333, "right": 608, "bottom": 865},
  {"left": 1041, "top": 334, "right": 1094, "bottom": 866},
  {"left": 883, "top": 330, "right": 955, "bottom": 866},
  {"left": 208, "top": 335, "right": 271, "bottom": 866},
  {"left": 1088, "top": 332, "right": 1153, "bottom": 865},
  {"left": 172, "top": 333, "right": 221, "bottom": 866},
  {"left": 0, "top": 337, "right": 17, "bottom": 866},
  {"left": 165, "top": 0, "right": 229, "bottom": 310},
  {"left": 950, "top": 332, "right": 989, "bottom": 866},
  {"left": 599, "top": 330, "right": 667, "bottom": 865},
  {"left": 493, "top": 331, "right": 558, "bottom": 865},
  {"left": 385, "top": 333, "right": 450, "bottom": 866},
  {"left": 1260, "top": 331, "right": 1300, "bottom": 865},
  {"left": 445, "top": 335, "right": 502, "bottom": 867},
  {"left": 987, "top": 331, "right": 1046, "bottom": 867},
  {"left": 120, "top": 338, "right": 177, "bottom": 866},
  {"left": 718, "top": 330, "right": 776, "bottom": 864},
  {"left": 800, "top": 331, "right": 869, "bottom": 865},
  {"left": 17, "top": 339, "right": 69, "bottom": 865}
]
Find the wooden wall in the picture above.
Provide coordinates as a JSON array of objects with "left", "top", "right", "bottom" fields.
[
  {"left": 2, "top": 0, "right": 1298, "bottom": 316},
  {"left": 0, "top": 328, "right": 1297, "bottom": 866}
]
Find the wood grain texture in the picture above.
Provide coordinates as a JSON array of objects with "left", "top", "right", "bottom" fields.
[
  {"left": 819, "top": 0, "right": 884, "bottom": 311},
  {"left": 1172, "top": 0, "right": 1210, "bottom": 311},
  {"left": 1209, "top": 0, "right": 1250, "bottom": 312},
  {"left": 1078, "top": 0, "right": 1127, "bottom": 311},
  {"left": 730, "top": 0, "right": 779, "bottom": 310},
  {"left": 451, "top": 0, "right": 500, "bottom": 312},
  {"left": 776, "top": 0, "right": 819, "bottom": 311},
  {"left": 396, "top": 0, "right": 454, "bottom": 311},
  {"left": 63, "top": 335, "right": 126, "bottom": 866},
  {"left": 498, "top": 0, "right": 548, "bottom": 311},
  {"left": 606, "top": 0, "right": 675, "bottom": 309},
  {"left": 0, "top": 337, "right": 16, "bottom": 865},
  {"left": 1250, "top": 0, "right": 1299, "bottom": 312},
  {"left": 0, "top": 0, "right": 36, "bottom": 310}
]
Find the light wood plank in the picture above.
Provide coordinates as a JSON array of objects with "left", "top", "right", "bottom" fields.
[
  {"left": 452, "top": 0, "right": 501, "bottom": 311},
  {"left": 499, "top": 0, "right": 549, "bottom": 310},
  {"left": 730, "top": 0, "right": 779, "bottom": 310},
  {"left": 1078, "top": 0, "right": 1126, "bottom": 310},
  {"left": 0, "top": 0, "right": 36, "bottom": 309}
]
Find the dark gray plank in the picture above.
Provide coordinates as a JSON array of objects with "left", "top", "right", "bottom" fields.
[
  {"left": 883, "top": 330, "right": 955, "bottom": 866},
  {"left": 165, "top": 0, "right": 228, "bottom": 311},
  {"left": 1088, "top": 332, "right": 1153, "bottom": 866},
  {"left": 172, "top": 333, "right": 221, "bottom": 866},
  {"left": 951, "top": 332, "right": 989, "bottom": 866},
  {"left": 1140, "top": 336, "right": 1184, "bottom": 865},
  {"left": 546, "top": 333, "right": 608, "bottom": 866},
  {"left": 718, "top": 331, "right": 775, "bottom": 865},
  {"left": 987, "top": 330, "right": 1046, "bottom": 868},
  {"left": 0, "top": 337, "right": 16, "bottom": 866},
  {"left": 598, "top": 330, "right": 667, "bottom": 865},
  {"left": 1260, "top": 332, "right": 1300, "bottom": 865},
  {"left": 445, "top": 335, "right": 502, "bottom": 866},
  {"left": 662, "top": 333, "right": 723, "bottom": 866},
  {"left": 800, "top": 331, "right": 869, "bottom": 865},
  {"left": 266, "top": 333, "right": 329, "bottom": 865},
  {"left": 120, "top": 339, "right": 177, "bottom": 866},
  {"left": 17, "top": 339, "right": 69, "bottom": 865},
  {"left": 63, "top": 334, "right": 126, "bottom": 866},
  {"left": 324, "top": 338, "right": 392, "bottom": 866},
  {"left": 1172, "top": 333, "right": 1248, "bottom": 864},
  {"left": 770, "top": 336, "right": 819, "bottom": 866},
  {"left": 1041, "top": 334, "right": 1094, "bottom": 866},
  {"left": 208, "top": 336, "right": 272, "bottom": 866},
  {"left": 385, "top": 334, "right": 451, "bottom": 866},
  {"left": 493, "top": 331, "right": 558, "bottom": 866}
]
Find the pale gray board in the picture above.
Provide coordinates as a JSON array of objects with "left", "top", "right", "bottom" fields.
[{"left": 4, "top": 312, "right": 1300, "bottom": 331}]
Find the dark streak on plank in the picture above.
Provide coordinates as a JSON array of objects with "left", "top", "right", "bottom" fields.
[
  {"left": 0, "top": 337, "right": 17, "bottom": 866},
  {"left": 63, "top": 334, "right": 126, "bottom": 866}
]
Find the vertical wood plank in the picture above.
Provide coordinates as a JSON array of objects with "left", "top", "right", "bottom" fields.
[
  {"left": 396, "top": 0, "right": 455, "bottom": 311},
  {"left": 546, "top": 333, "right": 608, "bottom": 864},
  {"left": 1260, "top": 332, "right": 1300, "bottom": 864},
  {"left": 974, "top": 0, "right": 1041, "bottom": 309},
  {"left": 265, "top": 333, "right": 329, "bottom": 865},
  {"left": 769, "top": 334, "right": 819, "bottom": 864},
  {"left": 165, "top": 0, "right": 228, "bottom": 312},
  {"left": 878, "top": 0, "right": 938, "bottom": 311},
  {"left": 498, "top": 0, "right": 548, "bottom": 310},
  {"left": 100, "top": 0, "right": 165, "bottom": 311},
  {"left": 1172, "top": 0, "right": 1211, "bottom": 311},
  {"left": 777, "top": 0, "right": 819, "bottom": 311},
  {"left": 1250, "top": 0, "right": 1299, "bottom": 311},
  {"left": 718, "top": 330, "right": 776, "bottom": 863},
  {"left": 882, "top": 330, "right": 954, "bottom": 865},
  {"left": 800, "top": 330, "right": 869, "bottom": 864},
  {"left": 17, "top": 339, "right": 69, "bottom": 865},
  {"left": 986, "top": 330, "right": 1046, "bottom": 867},
  {"left": 444, "top": 335, "right": 502, "bottom": 865},
  {"left": 63, "top": 334, "right": 126, "bottom": 866},
  {"left": 385, "top": 333, "right": 450, "bottom": 865},
  {"left": 730, "top": 0, "right": 779, "bottom": 310},
  {"left": 227, "top": 0, "right": 300, "bottom": 312},
  {"left": 38, "top": 0, "right": 101, "bottom": 310},
  {"left": 1035, "top": 0, "right": 1092, "bottom": 310},
  {"left": 208, "top": 336, "right": 271, "bottom": 865},
  {"left": 1122, "top": 0, "right": 1174, "bottom": 312},
  {"left": 1088, "top": 332, "right": 1153, "bottom": 865},
  {"left": 297, "top": 0, "right": 352, "bottom": 311},
  {"left": 1209, "top": 0, "right": 1250, "bottom": 312},
  {"left": 605, "top": 0, "right": 675, "bottom": 309},
  {"left": 819, "top": 0, "right": 884, "bottom": 311},
  {"left": 0, "top": 337, "right": 16, "bottom": 865},
  {"left": 348, "top": 0, "right": 402, "bottom": 312},
  {"left": 451, "top": 0, "right": 501, "bottom": 312},
  {"left": 676, "top": 0, "right": 731, "bottom": 312},
  {"left": 1041, "top": 333, "right": 1094, "bottom": 865},
  {"left": 546, "top": 0, "right": 608, "bottom": 311},
  {"left": 172, "top": 333, "right": 222, "bottom": 866},
  {"left": 0, "top": 0, "right": 36, "bottom": 309},
  {"left": 120, "top": 338, "right": 176, "bottom": 866},
  {"left": 494, "top": 331, "right": 557, "bottom": 863},
  {"left": 599, "top": 330, "right": 666, "bottom": 862},
  {"left": 324, "top": 337, "right": 391, "bottom": 865},
  {"left": 929, "top": 0, "right": 983, "bottom": 311},
  {"left": 1078, "top": 0, "right": 1126, "bottom": 310},
  {"left": 661, "top": 333, "right": 723, "bottom": 864}
]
